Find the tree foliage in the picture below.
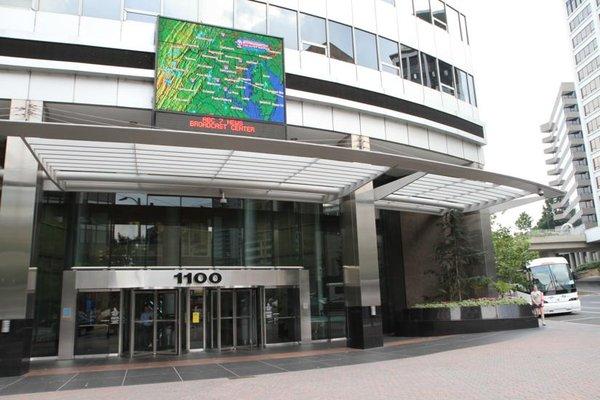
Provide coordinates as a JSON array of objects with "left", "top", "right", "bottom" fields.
[
  {"left": 492, "top": 216, "right": 538, "bottom": 290},
  {"left": 515, "top": 212, "right": 532, "bottom": 233},
  {"left": 434, "top": 210, "right": 481, "bottom": 301},
  {"left": 535, "top": 199, "right": 556, "bottom": 230}
]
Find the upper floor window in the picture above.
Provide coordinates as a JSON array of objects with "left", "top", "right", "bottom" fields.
[
  {"left": 329, "top": 21, "right": 354, "bottom": 63},
  {"left": 438, "top": 59, "right": 455, "bottom": 95},
  {"left": 401, "top": 45, "right": 422, "bottom": 84},
  {"left": 431, "top": 0, "right": 447, "bottom": 30},
  {"left": 566, "top": 0, "right": 585, "bottom": 15},
  {"left": 162, "top": 0, "right": 197, "bottom": 20},
  {"left": 39, "top": 0, "right": 78, "bottom": 14},
  {"left": 268, "top": 5, "right": 298, "bottom": 50},
  {"left": 355, "top": 29, "right": 378, "bottom": 70},
  {"left": 124, "top": 0, "right": 160, "bottom": 22},
  {"left": 420, "top": 52, "right": 439, "bottom": 90},
  {"left": 300, "top": 13, "right": 327, "bottom": 55},
  {"left": 569, "top": 4, "right": 591, "bottom": 32},
  {"left": 413, "top": 0, "right": 432, "bottom": 23},
  {"left": 378, "top": 37, "right": 400, "bottom": 75},
  {"left": 455, "top": 68, "right": 469, "bottom": 102},
  {"left": 82, "top": 0, "right": 121, "bottom": 20},
  {"left": 0, "top": 0, "right": 30, "bottom": 7},
  {"left": 234, "top": 0, "right": 266, "bottom": 34},
  {"left": 380, "top": 0, "right": 396, "bottom": 5}
]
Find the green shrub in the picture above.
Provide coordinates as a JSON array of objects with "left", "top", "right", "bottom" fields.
[
  {"left": 575, "top": 261, "right": 600, "bottom": 274},
  {"left": 412, "top": 297, "right": 528, "bottom": 309}
]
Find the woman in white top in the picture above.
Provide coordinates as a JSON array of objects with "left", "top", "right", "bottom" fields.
[{"left": 531, "top": 285, "right": 546, "bottom": 326}]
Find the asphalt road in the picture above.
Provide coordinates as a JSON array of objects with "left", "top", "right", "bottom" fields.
[{"left": 549, "top": 293, "right": 600, "bottom": 325}]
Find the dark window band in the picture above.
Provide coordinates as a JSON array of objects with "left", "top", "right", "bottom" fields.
[{"left": 0, "top": 37, "right": 484, "bottom": 137}]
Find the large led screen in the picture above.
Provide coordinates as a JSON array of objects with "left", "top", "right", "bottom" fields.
[{"left": 155, "top": 17, "right": 285, "bottom": 124}]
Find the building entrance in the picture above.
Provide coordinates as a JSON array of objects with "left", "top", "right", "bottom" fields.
[
  {"left": 205, "top": 288, "right": 261, "bottom": 350},
  {"left": 130, "top": 290, "right": 179, "bottom": 356}
]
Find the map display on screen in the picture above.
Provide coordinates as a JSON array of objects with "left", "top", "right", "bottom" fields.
[{"left": 155, "top": 17, "right": 285, "bottom": 124}]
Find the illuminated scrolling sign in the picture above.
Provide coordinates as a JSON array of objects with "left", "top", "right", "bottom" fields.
[{"left": 154, "top": 17, "right": 286, "bottom": 131}]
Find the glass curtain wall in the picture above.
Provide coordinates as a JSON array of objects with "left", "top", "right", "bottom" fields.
[{"left": 30, "top": 192, "right": 72, "bottom": 357}]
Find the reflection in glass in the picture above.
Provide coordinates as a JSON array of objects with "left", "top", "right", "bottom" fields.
[
  {"left": 124, "top": 0, "right": 160, "bottom": 22},
  {"left": 134, "top": 293, "right": 154, "bottom": 353},
  {"left": 234, "top": 0, "right": 266, "bottom": 33},
  {"left": 438, "top": 60, "right": 455, "bottom": 95},
  {"left": 39, "top": 0, "right": 79, "bottom": 14},
  {"left": 274, "top": 202, "right": 301, "bottom": 266},
  {"left": 328, "top": 21, "right": 354, "bottom": 63},
  {"left": 199, "top": 0, "right": 233, "bottom": 27},
  {"left": 221, "top": 290, "right": 234, "bottom": 318},
  {"left": 355, "top": 29, "right": 378, "bottom": 70},
  {"left": 157, "top": 292, "right": 177, "bottom": 320},
  {"left": 467, "top": 74, "right": 477, "bottom": 106},
  {"left": 156, "top": 321, "right": 177, "bottom": 352},
  {"left": 300, "top": 13, "right": 327, "bottom": 55},
  {"left": 446, "top": 5, "right": 461, "bottom": 38},
  {"left": 244, "top": 200, "right": 273, "bottom": 266},
  {"left": 163, "top": 0, "right": 198, "bottom": 20},
  {"left": 82, "top": 0, "right": 121, "bottom": 20},
  {"left": 265, "top": 288, "right": 299, "bottom": 343},
  {"left": 0, "top": 0, "right": 31, "bottom": 7},
  {"left": 401, "top": 45, "right": 421, "bottom": 84},
  {"left": 75, "top": 292, "right": 120, "bottom": 355},
  {"left": 190, "top": 291, "right": 204, "bottom": 349},
  {"left": 420, "top": 52, "right": 439, "bottom": 90},
  {"left": 221, "top": 319, "right": 234, "bottom": 348},
  {"left": 455, "top": 68, "right": 469, "bottom": 102},
  {"left": 378, "top": 36, "right": 400, "bottom": 75},
  {"left": 269, "top": 5, "right": 298, "bottom": 50},
  {"left": 413, "top": 0, "right": 432, "bottom": 23},
  {"left": 431, "top": 0, "right": 447, "bottom": 29}
]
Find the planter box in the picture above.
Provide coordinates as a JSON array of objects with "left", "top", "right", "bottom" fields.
[{"left": 396, "top": 304, "right": 537, "bottom": 337}]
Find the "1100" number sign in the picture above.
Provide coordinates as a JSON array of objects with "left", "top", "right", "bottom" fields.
[{"left": 174, "top": 272, "right": 222, "bottom": 285}]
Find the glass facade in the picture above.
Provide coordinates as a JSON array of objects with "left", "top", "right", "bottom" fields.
[
  {"left": 75, "top": 291, "right": 120, "bottom": 355},
  {"left": 0, "top": 1, "right": 478, "bottom": 106}
]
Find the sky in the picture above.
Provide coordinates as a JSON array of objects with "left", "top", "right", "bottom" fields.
[{"left": 461, "top": 0, "right": 575, "bottom": 228}]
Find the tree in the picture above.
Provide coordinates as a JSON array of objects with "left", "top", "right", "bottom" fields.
[
  {"left": 535, "top": 199, "right": 556, "bottom": 230},
  {"left": 434, "top": 209, "right": 481, "bottom": 301},
  {"left": 492, "top": 219, "right": 538, "bottom": 290},
  {"left": 515, "top": 212, "right": 533, "bottom": 233}
]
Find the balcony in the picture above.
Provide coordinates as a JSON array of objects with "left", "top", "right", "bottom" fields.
[
  {"left": 542, "top": 133, "right": 556, "bottom": 143},
  {"left": 571, "top": 150, "right": 587, "bottom": 160},
  {"left": 549, "top": 177, "right": 564, "bottom": 186},
  {"left": 581, "top": 206, "right": 596, "bottom": 216},
  {"left": 576, "top": 178, "right": 591, "bottom": 187},
  {"left": 562, "top": 96, "right": 578, "bottom": 106},
  {"left": 548, "top": 167, "right": 563, "bottom": 175},
  {"left": 567, "top": 123, "right": 582, "bottom": 133},
  {"left": 545, "top": 156, "right": 559, "bottom": 165},
  {"left": 575, "top": 164, "right": 590, "bottom": 173},
  {"left": 565, "top": 110, "right": 580, "bottom": 120},
  {"left": 540, "top": 121, "right": 555, "bottom": 133},
  {"left": 544, "top": 145, "right": 557, "bottom": 154},
  {"left": 569, "top": 137, "right": 584, "bottom": 146}
]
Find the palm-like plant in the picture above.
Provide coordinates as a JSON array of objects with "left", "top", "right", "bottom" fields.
[{"left": 434, "top": 209, "right": 481, "bottom": 301}]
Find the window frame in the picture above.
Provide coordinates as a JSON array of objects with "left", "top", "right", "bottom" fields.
[
  {"left": 328, "top": 19, "right": 355, "bottom": 64},
  {"left": 300, "top": 12, "right": 328, "bottom": 56},
  {"left": 378, "top": 36, "right": 401, "bottom": 76},
  {"left": 267, "top": 4, "right": 299, "bottom": 51},
  {"left": 354, "top": 27, "right": 379, "bottom": 70}
]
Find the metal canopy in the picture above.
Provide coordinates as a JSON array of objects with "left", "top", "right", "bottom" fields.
[
  {"left": 25, "top": 138, "right": 387, "bottom": 203},
  {"left": 0, "top": 120, "right": 563, "bottom": 213},
  {"left": 374, "top": 173, "right": 534, "bottom": 215}
]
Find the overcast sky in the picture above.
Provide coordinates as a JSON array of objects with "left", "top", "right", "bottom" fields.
[{"left": 461, "top": 0, "right": 574, "bottom": 228}]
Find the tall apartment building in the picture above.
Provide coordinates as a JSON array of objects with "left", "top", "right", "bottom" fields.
[
  {"left": 566, "top": 0, "right": 600, "bottom": 225},
  {"left": 541, "top": 82, "right": 596, "bottom": 230}
]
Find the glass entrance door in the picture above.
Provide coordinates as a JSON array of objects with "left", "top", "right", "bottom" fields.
[
  {"left": 131, "top": 290, "right": 179, "bottom": 356},
  {"left": 206, "top": 288, "right": 260, "bottom": 350}
]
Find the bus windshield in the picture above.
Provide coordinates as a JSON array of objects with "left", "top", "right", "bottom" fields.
[{"left": 529, "top": 263, "right": 576, "bottom": 295}]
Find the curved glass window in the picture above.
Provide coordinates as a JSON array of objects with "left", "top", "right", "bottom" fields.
[
  {"left": 329, "top": 20, "right": 354, "bottom": 63},
  {"left": 82, "top": 0, "right": 121, "bottom": 20},
  {"left": 378, "top": 36, "right": 400, "bottom": 75},
  {"left": 268, "top": 5, "right": 298, "bottom": 50},
  {"left": 234, "top": 0, "right": 266, "bottom": 34},
  {"left": 355, "top": 28, "right": 378, "bottom": 70},
  {"left": 300, "top": 13, "right": 327, "bottom": 55}
]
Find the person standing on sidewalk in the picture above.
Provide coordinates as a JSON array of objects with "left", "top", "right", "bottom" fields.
[{"left": 531, "top": 285, "right": 546, "bottom": 326}]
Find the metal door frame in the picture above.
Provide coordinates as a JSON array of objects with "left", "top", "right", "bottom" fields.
[
  {"left": 129, "top": 289, "right": 179, "bottom": 357},
  {"left": 206, "top": 287, "right": 264, "bottom": 351}
]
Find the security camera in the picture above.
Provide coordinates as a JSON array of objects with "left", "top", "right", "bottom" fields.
[
  {"left": 219, "top": 190, "right": 228, "bottom": 205},
  {"left": 537, "top": 188, "right": 544, "bottom": 196}
]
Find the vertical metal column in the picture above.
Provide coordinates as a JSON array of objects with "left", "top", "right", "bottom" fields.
[
  {"left": 0, "top": 100, "right": 43, "bottom": 374},
  {"left": 57, "top": 271, "right": 77, "bottom": 359},
  {"left": 118, "top": 290, "right": 124, "bottom": 355},
  {"left": 217, "top": 288, "right": 221, "bottom": 351},
  {"left": 341, "top": 134, "right": 383, "bottom": 350},
  {"left": 259, "top": 287, "right": 266, "bottom": 348},
  {"left": 129, "top": 290, "right": 135, "bottom": 358},
  {"left": 299, "top": 270, "right": 311, "bottom": 343}
]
